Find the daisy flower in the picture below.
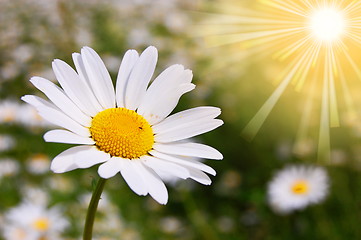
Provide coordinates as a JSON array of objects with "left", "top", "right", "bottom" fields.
[
  {"left": 267, "top": 165, "right": 329, "bottom": 214},
  {"left": 26, "top": 154, "right": 50, "bottom": 175},
  {"left": 0, "top": 158, "right": 19, "bottom": 179},
  {"left": 2, "top": 201, "right": 68, "bottom": 240},
  {"left": 0, "top": 100, "right": 18, "bottom": 123},
  {"left": 22, "top": 46, "right": 223, "bottom": 204}
]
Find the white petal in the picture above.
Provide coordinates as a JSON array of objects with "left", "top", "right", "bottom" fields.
[
  {"left": 44, "top": 129, "right": 95, "bottom": 145},
  {"left": 141, "top": 83, "right": 195, "bottom": 125},
  {"left": 119, "top": 158, "right": 148, "bottom": 196},
  {"left": 152, "top": 106, "right": 221, "bottom": 133},
  {"left": 22, "top": 95, "right": 90, "bottom": 137},
  {"left": 98, "top": 157, "right": 121, "bottom": 179},
  {"left": 133, "top": 159, "right": 168, "bottom": 204},
  {"left": 72, "top": 53, "right": 104, "bottom": 114},
  {"left": 116, "top": 50, "right": 139, "bottom": 108},
  {"left": 124, "top": 46, "right": 158, "bottom": 110},
  {"left": 50, "top": 146, "right": 83, "bottom": 173},
  {"left": 81, "top": 47, "right": 115, "bottom": 109},
  {"left": 155, "top": 119, "right": 223, "bottom": 143},
  {"left": 21, "top": 95, "right": 55, "bottom": 109},
  {"left": 73, "top": 146, "right": 110, "bottom": 168},
  {"left": 187, "top": 168, "right": 212, "bottom": 185},
  {"left": 52, "top": 59, "right": 102, "bottom": 116},
  {"left": 137, "top": 64, "right": 185, "bottom": 113},
  {"left": 144, "top": 65, "right": 191, "bottom": 95},
  {"left": 37, "top": 106, "right": 90, "bottom": 137},
  {"left": 138, "top": 66, "right": 193, "bottom": 124},
  {"left": 30, "top": 77, "right": 91, "bottom": 126},
  {"left": 153, "top": 142, "right": 223, "bottom": 160},
  {"left": 150, "top": 150, "right": 216, "bottom": 176},
  {"left": 141, "top": 155, "right": 190, "bottom": 179}
]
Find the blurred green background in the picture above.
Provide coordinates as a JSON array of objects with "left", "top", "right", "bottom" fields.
[{"left": 0, "top": 0, "right": 361, "bottom": 239}]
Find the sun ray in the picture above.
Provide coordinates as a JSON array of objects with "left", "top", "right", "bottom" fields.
[
  {"left": 195, "top": 0, "right": 361, "bottom": 160},
  {"left": 242, "top": 41, "right": 320, "bottom": 140}
]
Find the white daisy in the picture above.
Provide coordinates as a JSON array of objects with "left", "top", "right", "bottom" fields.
[
  {"left": 0, "top": 100, "right": 19, "bottom": 123},
  {"left": 0, "top": 158, "right": 19, "bottom": 179},
  {"left": 3, "top": 201, "right": 68, "bottom": 240},
  {"left": 0, "top": 135, "right": 16, "bottom": 152},
  {"left": 22, "top": 46, "right": 223, "bottom": 204},
  {"left": 267, "top": 165, "right": 329, "bottom": 214},
  {"left": 26, "top": 154, "right": 51, "bottom": 175},
  {"left": 18, "top": 104, "right": 55, "bottom": 128}
]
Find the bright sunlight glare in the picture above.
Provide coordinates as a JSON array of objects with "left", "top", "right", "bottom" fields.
[
  {"left": 309, "top": 8, "right": 346, "bottom": 42},
  {"left": 196, "top": 0, "right": 361, "bottom": 161}
]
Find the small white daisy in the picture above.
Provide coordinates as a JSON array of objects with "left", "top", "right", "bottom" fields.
[
  {"left": 18, "top": 104, "right": 55, "bottom": 128},
  {"left": 0, "top": 135, "right": 16, "bottom": 152},
  {"left": 0, "top": 158, "right": 19, "bottom": 179},
  {"left": 26, "top": 154, "right": 51, "bottom": 175},
  {"left": 267, "top": 165, "right": 329, "bottom": 214},
  {"left": 3, "top": 201, "right": 68, "bottom": 240},
  {"left": 0, "top": 100, "right": 19, "bottom": 123},
  {"left": 22, "top": 46, "right": 223, "bottom": 204}
]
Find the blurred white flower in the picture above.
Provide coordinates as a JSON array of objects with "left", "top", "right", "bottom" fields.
[
  {"left": 78, "top": 192, "right": 112, "bottom": 212},
  {"left": 18, "top": 104, "right": 55, "bottom": 128},
  {"left": 159, "top": 216, "right": 183, "bottom": 234},
  {"left": 26, "top": 154, "right": 50, "bottom": 175},
  {"left": 164, "top": 12, "right": 188, "bottom": 32},
  {"left": 267, "top": 165, "right": 329, "bottom": 214},
  {"left": 21, "top": 187, "right": 49, "bottom": 206},
  {"left": 48, "top": 175, "right": 75, "bottom": 193},
  {"left": 102, "top": 55, "right": 121, "bottom": 73},
  {"left": 127, "top": 27, "right": 153, "bottom": 47},
  {"left": 12, "top": 44, "right": 33, "bottom": 63},
  {"left": 2, "top": 202, "right": 68, "bottom": 240},
  {"left": 0, "top": 63, "right": 18, "bottom": 81},
  {"left": 0, "top": 158, "right": 19, "bottom": 178},
  {"left": 0, "top": 134, "right": 15, "bottom": 152},
  {"left": 2, "top": 225, "right": 32, "bottom": 240},
  {"left": 0, "top": 100, "right": 55, "bottom": 128},
  {"left": 0, "top": 100, "right": 19, "bottom": 124}
]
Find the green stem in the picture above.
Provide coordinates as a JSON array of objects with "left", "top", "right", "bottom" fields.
[{"left": 83, "top": 177, "right": 107, "bottom": 240}]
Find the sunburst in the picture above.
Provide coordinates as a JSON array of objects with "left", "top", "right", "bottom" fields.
[{"left": 195, "top": 0, "right": 361, "bottom": 161}]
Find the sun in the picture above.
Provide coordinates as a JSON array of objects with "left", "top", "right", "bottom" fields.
[
  {"left": 309, "top": 7, "right": 346, "bottom": 42},
  {"left": 195, "top": 0, "right": 361, "bottom": 161}
]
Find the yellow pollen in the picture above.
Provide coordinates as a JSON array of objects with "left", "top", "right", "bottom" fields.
[
  {"left": 90, "top": 108, "right": 154, "bottom": 159},
  {"left": 33, "top": 218, "right": 50, "bottom": 231},
  {"left": 291, "top": 180, "right": 309, "bottom": 195}
]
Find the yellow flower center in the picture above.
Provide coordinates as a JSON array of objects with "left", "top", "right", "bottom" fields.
[
  {"left": 90, "top": 108, "right": 154, "bottom": 159},
  {"left": 33, "top": 218, "right": 50, "bottom": 231},
  {"left": 291, "top": 180, "right": 309, "bottom": 195}
]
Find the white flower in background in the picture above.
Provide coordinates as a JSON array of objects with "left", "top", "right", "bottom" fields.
[
  {"left": 127, "top": 27, "right": 153, "bottom": 48},
  {"left": 22, "top": 46, "right": 223, "bottom": 204},
  {"left": 48, "top": 175, "right": 75, "bottom": 193},
  {"left": 0, "top": 100, "right": 19, "bottom": 123},
  {"left": 18, "top": 104, "right": 55, "bottom": 128},
  {"left": 267, "top": 165, "right": 329, "bottom": 214},
  {"left": 0, "top": 100, "right": 54, "bottom": 128},
  {"left": 2, "top": 202, "right": 68, "bottom": 240},
  {"left": 2, "top": 225, "right": 31, "bottom": 240},
  {"left": 1, "top": 63, "right": 18, "bottom": 81},
  {"left": 0, "top": 158, "right": 19, "bottom": 179},
  {"left": 26, "top": 154, "right": 50, "bottom": 175},
  {"left": 21, "top": 187, "right": 49, "bottom": 206},
  {"left": 0, "top": 135, "right": 16, "bottom": 152}
]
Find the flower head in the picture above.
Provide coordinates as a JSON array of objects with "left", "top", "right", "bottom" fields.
[
  {"left": 2, "top": 202, "right": 68, "bottom": 240},
  {"left": 22, "top": 46, "right": 223, "bottom": 204},
  {"left": 267, "top": 165, "right": 329, "bottom": 214}
]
